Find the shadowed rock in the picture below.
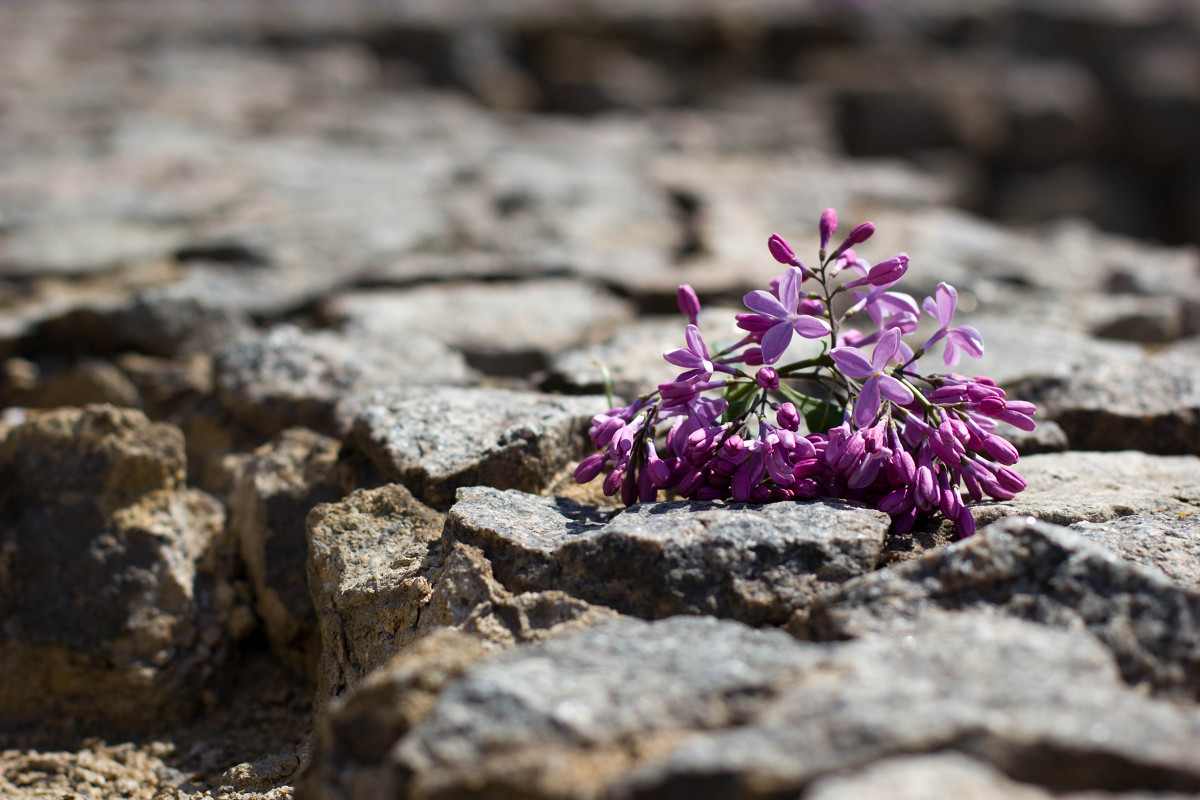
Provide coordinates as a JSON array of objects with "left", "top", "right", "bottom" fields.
[
  {"left": 791, "top": 517, "right": 1200, "bottom": 700},
  {"left": 446, "top": 487, "right": 890, "bottom": 625},
  {"left": 0, "top": 405, "right": 236, "bottom": 728}
]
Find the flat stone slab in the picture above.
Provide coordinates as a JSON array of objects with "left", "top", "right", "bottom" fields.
[
  {"left": 1020, "top": 343, "right": 1200, "bottom": 454},
  {"left": 324, "top": 279, "right": 634, "bottom": 376},
  {"left": 339, "top": 388, "right": 608, "bottom": 510},
  {"left": 968, "top": 450, "right": 1200, "bottom": 528},
  {"left": 303, "top": 614, "right": 1200, "bottom": 800},
  {"left": 446, "top": 488, "right": 891, "bottom": 625},
  {"left": 214, "top": 324, "right": 475, "bottom": 437},
  {"left": 1069, "top": 512, "right": 1200, "bottom": 588},
  {"left": 792, "top": 517, "right": 1200, "bottom": 700}
]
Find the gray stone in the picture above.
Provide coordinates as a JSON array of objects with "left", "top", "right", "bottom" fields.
[
  {"left": 791, "top": 517, "right": 1200, "bottom": 699},
  {"left": 415, "top": 540, "right": 619, "bottom": 648},
  {"left": 0, "top": 405, "right": 235, "bottom": 728},
  {"left": 545, "top": 308, "right": 744, "bottom": 398},
  {"left": 339, "top": 388, "right": 607, "bottom": 510},
  {"left": 1018, "top": 342, "right": 1200, "bottom": 455},
  {"left": 802, "top": 753, "right": 1063, "bottom": 800},
  {"left": 304, "top": 615, "right": 1200, "bottom": 800},
  {"left": 214, "top": 324, "right": 475, "bottom": 438},
  {"left": 305, "top": 484, "right": 445, "bottom": 710},
  {"left": 624, "top": 616, "right": 1200, "bottom": 799},
  {"left": 324, "top": 279, "right": 634, "bottom": 376},
  {"left": 0, "top": 218, "right": 186, "bottom": 277},
  {"left": 229, "top": 427, "right": 343, "bottom": 677},
  {"left": 446, "top": 488, "right": 890, "bottom": 625},
  {"left": 1069, "top": 513, "right": 1200, "bottom": 588},
  {"left": 968, "top": 451, "right": 1200, "bottom": 528}
]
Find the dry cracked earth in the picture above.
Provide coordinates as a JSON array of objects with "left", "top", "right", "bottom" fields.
[{"left": 2, "top": 2, "right": 1200, "bottom": 799}]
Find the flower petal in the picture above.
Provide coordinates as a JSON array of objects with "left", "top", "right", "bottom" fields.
[
  {"left": 877, "top": 374, "right": 914, "bottom": 406},
  {"left": 684, "top": 324, "right": 709, "bottom": 359},
  {"left": 830, "top": 346, "right": 875, "bottom": 377},
  {"left": 948, "top": 325, "right": 984, "bottom": 359},
  {"left": 936, "top": 282, "right": 958, "bottom": 327},
  {"left": 853, "top": 377, "right": 881, "bottom": 427},
  {"left": 777, "top": 266, "right": 802, "bottom": 314},
  {"left": 760, "top": 322, "right": 794, "bottom": 364},
  {"left": 792, "top": 315, "right": 831, "bottom": 339},
  {"left": 743, "top": 290, "right": 788, "bottom": 319},
  {"left": 663, "top": 348, "right": 704, "bottom": 369},
  {"left": 871, "top": 327, "right": 902, "bottom": 370}
]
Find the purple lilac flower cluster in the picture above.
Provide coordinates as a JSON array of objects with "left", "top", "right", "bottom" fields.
[{"left": 575, "top": 209, "right": 1036, "bottom": 537}]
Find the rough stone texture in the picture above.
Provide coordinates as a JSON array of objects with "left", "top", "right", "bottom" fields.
[
  {"left": 339, "top": 388, "right": 608, "bottom": 510},
  {"left": 415, "top": 540, "right": 618, "bottom": 647},
  {"left": 1069, "top": 512, "right": 1200, "bottom": 588},
  {"left": 305, "top": 484, "right": 445, "bottom": 710},
  {"left": 229, "top": 427, "right": 343, "bottom": 677},
  {"left": 446, "top": 488, "right": 890, "bottom": 625},
  {"left": 214, "top": 324, "right": 475, "bottom": 438},
  {"left": 967, "top": 451, "right": 1200, "bottom": 528},
  {"left": 325, "top": 279, "right": 634, "bottom": 376},
  {"left": 1017, "top": 342, "right": 1200, "bottom": 455},
  {"left": 0, "top": 405, "right": 236, "bottom": 728},
  {"left": 302, "top": 614, "right": 1200, "bottom": 800},
  {"left": 792, "top": 517, "right": 1200, "bottom": 700}
]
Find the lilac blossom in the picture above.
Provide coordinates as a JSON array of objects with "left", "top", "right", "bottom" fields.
[
  {"left": 742, "top": 266, "right": 831, "bottom": 363},
  {"left": 921, "top": 282, "right": 984, "bottom": 365},
  {"left": 574, "top": 208, "right": 1035, "bottom": 540},
  {"left": 830, "top": 328, "right": 915, "bottom": 426}
]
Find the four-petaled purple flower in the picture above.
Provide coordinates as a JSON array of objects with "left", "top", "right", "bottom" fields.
[
  {"left": 742, "top": 266, "right": 831, "bottom": 364},
  {"left": 830, "top": 328, "right": 915, "bottom": 426},
  {"left": 922, "top": 282, "right": 984, "bottom": 365},
  {"left": 663, "top": 324, "right": 714, "bottom": 383}
]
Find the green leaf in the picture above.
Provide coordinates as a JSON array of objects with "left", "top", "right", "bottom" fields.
[
  {"left": 722, "top": 381, "right": 758, "bottom": 424},
  {"left": 804, "top": 400, "right": 844, "bottom": 434},
  {"left": 777, "top": 382, "right": 817, "bottom": 410}
]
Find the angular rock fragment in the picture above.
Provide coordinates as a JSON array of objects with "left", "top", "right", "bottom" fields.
[
  {"left": 415, "top": 540, "right": 616, "bottom": 647},
  {"left": 1024, "top": 341, "right": 1200, "bottom": 455},
  {"left": 229, "top": 427, "right": 343, "bottom": 677},
  {"left": 1069, "top": 512, "right": 1200, "bottom": 588},
  {"left": 968, "top": 451, "right": 1200, "bottom": 527},
  {"left": 303, "top": 615, "right": 1200, "bottom": 800},
  {"left": 446, "top": 488, "right": 890, "bottom": 625},
  {"left": 325, "top": 279, "right": 633, "bottom": 376},
  {"left": 0, "top": 405, "right": 235, "bottom": 728},
  {"left": 305, "top": 484, "right": 445, "bottom": 709},
  {"left": 340, "top": 389, "right": 607, "bottom": 510},
  {"left": 792, "top": 517, "right": 1200, "bottom": 699},
  {"left": 214, "top": 324, "right": 475, "bottom": 438}
]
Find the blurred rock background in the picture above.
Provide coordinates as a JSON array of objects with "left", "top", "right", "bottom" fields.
[{"left": 2, "top": 2, "right": 1200, "bottom": 799}]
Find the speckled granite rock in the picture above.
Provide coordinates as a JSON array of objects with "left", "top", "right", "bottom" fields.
[
  {"left": 229, "top": 427, "right": 343, "bottom": 677},
  {"left": 792, "top": 517, "right": 1200, "bottom": 699},
  {"left": 446, "top": 488, "right": 890, "bottom": 625},
  {"left": 0, "top": 405, "right": 238, "bottom": 728},
  {"left": 339, "top": 388, "right": 608, "bottom": 510},
  {"left": 1069, "top": 512, "right": 1200, "bottom": 588},
  {"left": 305, "top": 484, "right": 445, "bottom": 710},
  {"left": 302, "top": 614, "right": 1200, "bottom": 800}
]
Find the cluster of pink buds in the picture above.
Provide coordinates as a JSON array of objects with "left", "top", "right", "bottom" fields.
[{"left": 576, "top": 209, "right": 1036, "bottom": 538}]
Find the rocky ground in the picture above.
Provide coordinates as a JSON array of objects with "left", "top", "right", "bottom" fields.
[{"left": 1, "top": 1, "right": 1200, "bottom": 798}]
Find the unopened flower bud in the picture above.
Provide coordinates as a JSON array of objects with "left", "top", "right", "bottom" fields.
[
  {"left": 866, "top": 254, "right": 909, "bottom": 286},
  {"left": 742, "top": 347, "right": 764, "bottom": 366},
  {"left": 982, "top": 434, "right": 1019, "bottom": 465},
  {"left": 833, "top": 221, "right": 875, "bottom": 256},
  {"left": 574, "top": 453, "right": 606, "bottom": 484},
  {"left": 603, "top": 468, "right": 623, "bottom": 497},
  {"left": 676, "top": 284, "right": 701, "bottom": 325},
  {"left": 819, "top": 208, "right": 837, "bottom": 251},
  {"left": 756, "top": 366, "right": 779, "bottom": 391},
  {"left": 776, "top": 402, "right": 800, "bottom": 431},
  {"left": 768, "top": 233, "right": 799, "bottom": 266}
]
